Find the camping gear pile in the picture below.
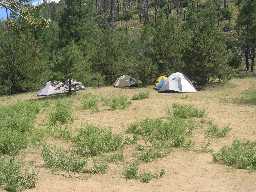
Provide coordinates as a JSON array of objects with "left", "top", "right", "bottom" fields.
[
  {"left": 155, "top": 72, "right": 197, "bottom": 93},
  {"left": 37, "top": 79, "right": 85, "bottom": 96}
]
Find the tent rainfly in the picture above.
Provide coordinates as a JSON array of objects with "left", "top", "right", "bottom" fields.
[
  {"left": 37, "top": 80, "right": 85, "bottom": 96},
  {"left": 113, "top": 75, "right": 141, "bottom": 88},
  {"left": 155, "top": 75, "right": 168, "bottom": 90},
  {"left": 158, "top": 72, "right": 197, "bottom": 93}
]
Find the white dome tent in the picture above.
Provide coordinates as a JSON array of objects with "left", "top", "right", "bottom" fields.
[{"left": 158, "top": 72, "right": 197, "bottom": 93}]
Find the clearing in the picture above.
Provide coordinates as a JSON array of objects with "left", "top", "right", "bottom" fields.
[{"left": 0, "top": 77, "right": 256, "bottom": 192}]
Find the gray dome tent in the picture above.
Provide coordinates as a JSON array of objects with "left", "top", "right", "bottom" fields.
[
  {"left": 37, "top": 80, "right": 85, "bottom": 96},
  {"left": 113, "top": 75, "right": 141, "bottom": 88}
]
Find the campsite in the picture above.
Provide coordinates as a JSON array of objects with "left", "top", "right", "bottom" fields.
[
  {"left": 0, "top": 0, "right": 256, "bottom": 192},
  {"left": 0, "top": 76, "right": 256, "bottom": 192}
]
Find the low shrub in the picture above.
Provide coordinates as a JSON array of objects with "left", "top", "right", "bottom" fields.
[
  {"left": 104, "top": 96, "right": 131, "bottom": 110},
  {"left": 171, "top": 104, "right": 205, "bottom": 118},
  {"left": 81, "top": 94, "right": 100, "bottom": 112},
  {"left": 206, "top": 123, "right": 231, "bottom": 138},
  {"left": 0, "top": 156, "right": 37, "bottom": 191},
  {"left": 42, "top": 145, "right": 86, "bottom": 172},
  {"left": 131, "top": 91, "right": 149, "bottom": 100},
  {"left": 0, "top": 101, "right": 42, "bottom": 133},
  {"left": 74, "top": 125, "right": 123, "bottom": 157},
  {"left": 0, "top": 101, "right": 44, "bottom": 155},
  {"left": 49, "top": 100, "right": 73, "bottom": 125},
  {"left": 123, "top": 162, "right": 139, "bottom": 180},
  {"left": 213, "top": 140, "right": 256, "bottom": 170},
  {"left": 127, "top": 118, "right": 193, "bottom": 148}
]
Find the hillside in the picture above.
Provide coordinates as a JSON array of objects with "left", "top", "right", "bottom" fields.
[{"left": 0, "top": 77, "right": 256, "bottom": 192}]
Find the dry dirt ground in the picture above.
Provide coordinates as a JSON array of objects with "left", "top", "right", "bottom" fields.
[{"left": 1, "top": 77, "right": 256, "bottom": 192}]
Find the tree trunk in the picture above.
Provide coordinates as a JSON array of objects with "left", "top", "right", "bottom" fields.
[
  {"left": 141, "top": 0, "right": 149, "bottom": 24},
  {"left": 110, "top": 0, "right": 117, "bottom": 27},
  {"left": 250, "top": 48, "right": 255, "bottom": 72},
  {"left": 245, "top": 47, "right": 250, "bottom": 72},
  {"left": 68, "top": 78, "right": 72, "bottom": 94},
  {"left": 224, "top": 0, "right": 227, "bottom": 8}
]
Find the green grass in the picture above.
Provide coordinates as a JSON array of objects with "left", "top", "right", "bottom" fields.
[
  {"left": 81, "top": 93, "right": 100, "bottom": 112},
  {"left": 0, "top": 101, "right": 44, "bottom": 155},
  {"left": 47, "top": 125, "right": 72, "bottom": 141},
  {"left": 49, "top": 100, "right": 73, "bottom": 125},
  {"left": 139, "top": 172, "right": 156, "bottom": 183},
  {"left": 240, "top": 89, "right": 256, "bottom": 105},
  {"left": 123, "top": 162, "right": 139, "bottom": 180},
  {"left": 213, "top": 140, "right": 256, "bottom": 170},
  {"left": 42, "top": 145, "right": 86, "bottom": 173},
  {"left": 123, "top": 162, "right": 165, "bottom": 183},
  {"left": 124, "top": 135, "right": 138, "bottom": 145},
  {"left": 104, "top": 96, "right": 131, "bottom": 110},
  {"left": 206, "top": 123, "right": 231, "bottom": 138},
  {"left": 104, "top": 152, "right": 124, "bottom": 163},
  {"left": 171, "top": 103, "right": 205, "bottom": 118},
  {"left": 90, "top": 161, "right": 108, "bottom": 174},
  {"left": 131, "top": 91, "right": 149, "bottom": 100},
  {"left": 0, "top": 101, "right": 42, "bottom": 133},
  {"left": 0, "top": 130, "right": 27, "bottom": 156},
  {"left": 74, "top": 125, "right": 123, "bottom": 157},
  {"left": 127, "top": 118, "right": 193, "bottom": 148},
  {"left": 0, "top": 156, "right": 37, "bottom": 191},
  {"left": 137, "top": 147, "right": 170, "bottom": 163}
]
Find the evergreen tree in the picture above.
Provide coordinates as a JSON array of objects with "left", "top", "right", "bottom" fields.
[
  {"left": 0, "top": 27, "right": 47, "bottom": 94},
  {"left": 237, "top": 0, "right": 256, "bottom": 72},
  {"left": 183, "top": 1, "right": 231, "bottom": 86}
]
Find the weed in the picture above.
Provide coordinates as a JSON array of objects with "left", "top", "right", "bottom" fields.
[
  {"left": 81, "top": 94, "right": 100, "bottom": 112},
  {"left": 0, "top": 156, "right": 37, "bottom": 191},
  {"left": 136, "top": 145, "right": 145, "bottom": 151},
  {"left": 171, "top": 103, "right": 205, "bottom": 118},
  {"left": 47, "top": 125, "right": 72, "bottom": 140},
  {"left": 240, "top": 90, "right": 256, "bottom": 105},
  {"left": 123, "top": 162, "right": 139, "bottom": 180},
  {"left": 0, "top": 130, "right": 27, "bottom": 156},
  {"left": 74, "top": 125, "right": 123, "bottom": 157},
  {"left": 0, "top": 101, "right": 44, "bottom": 155},
  {"left": 105, "top": 152, "right": 124, "bottom": 163},
  {"left": 104, "top": 96, "right": 131, "bottom": 110},
  {"left": 124, "top": 135, "right": 138, "bottom": 145},
  {"left": 91, "top": 161, "right": 108, "bottom": 174},
  {"left": 131, "top": 91, "right": 149, "bottom": 100},
  {"left": 137, "top": 147, "right": 170, "bottom": 163},
  {"left": 159, "top": 169, "right": 166, "bottom": 177},
  {"left": 213, "top": 140, "right": 256, "bottom": 170},
  {"left": 0, "top": 101, "right": 42, "bottom": 133},
  {"left": 206, "top": 123, "right": 231, "bottom": 138},
  {"left": 127, "top": 118, "right": 193, "bottom": 148},
  {"left": 139, "top": 172, "right": 155, "bottom": 183},
  {"left": 42, "top": 145, "right": 86, "bottom": 172},
  {"left": 49, "top": 100, "right": 73, "bottom": 125},
  {"left": 29, "top": 127, "right": 48, "bottom": 146}
]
